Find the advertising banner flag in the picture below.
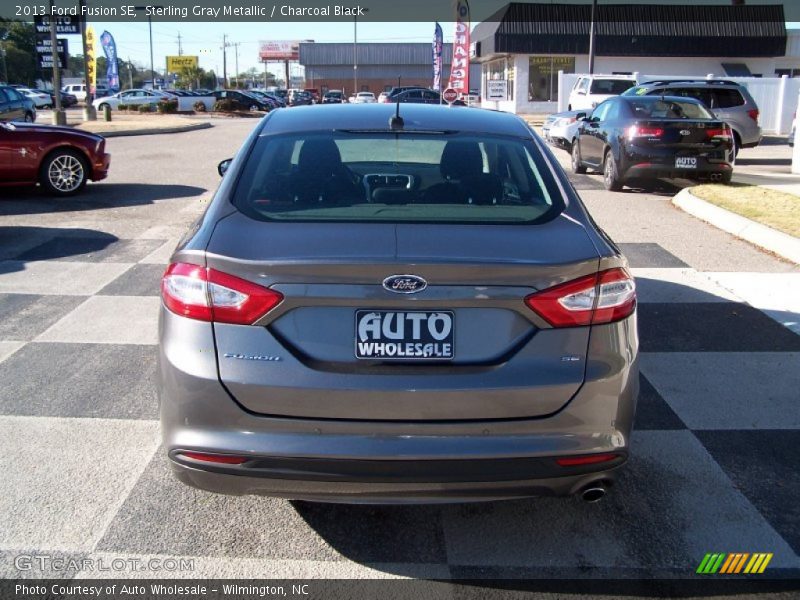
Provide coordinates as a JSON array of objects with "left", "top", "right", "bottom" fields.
[
  {"left": 448, "top": 0, "right": 470, "bottom": 93},
  {"left": 99, "top": 30, "right": 120, "bottom": 92},
  {"left": 432, "top": 22, "right": 443, "bottom": 92},
  {"left": 86, "top": 26, "right": 97, "bottom": 95}
]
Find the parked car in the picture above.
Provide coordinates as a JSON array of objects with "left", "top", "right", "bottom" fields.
[
  {"left": 288, "top": 90, "right": 314, "bottom": 106},
  {"left": 386, "top": 88, "right": 466, "bottom": 106},
  {"left": 56, "top": 90, "right": 78, "bottom": 108},
  {"left": 0, "top": 85, "right": 36, "bottom": 122},
  {"left": 622, "top": 79, "right": 762, "bottom": 152},
  {"left": 568, "top": 75, "right": 637, "bottom": 111},
  {"left": 94, "top": 85, "right": 110, "bottom": 98},
  {"left": 304, "top": 88, "right": 321, "bottom": 103},
  {"left": 351, "top": 91, "right": 377, "bottom": 104},
  {"left": 380, "top": 85, "right": 429, "bottom": 102},
  {"left": 0, "top": 121, "right": 110, "bottom": 195},
  {"left": 16, "top": 87, "right": 51, "bottom": 109},
  {"left": 212, "top": 90, "right": 271, "bottom": 111},
  {"left": 460, "top": 90, "right": 481, "bottom": 104},
  {"left": 245, "top": 90, "right": 282, "bottom": 110},
  {"left": 571, "top": 95, "right": 734, "bottom": 191},
  {"left": 62, "top": 84, "right": 87, "bottom": 102},
  {"left": 542, "top": 110, "right": 583, "bottom": 152},
  {"left": 93, "top": 89, "right": 168, "bottom": 111},
  {"left": 322, "top": 90, "right": 344, "bottom": 104},
  {"left": 159, "top": 103, "right": 639, "bottom": 503}
]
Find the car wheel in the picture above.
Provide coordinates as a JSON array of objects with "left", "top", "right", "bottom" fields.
[
  {"left": 732, "top": 132, "right": 741, "bottom": 160},
  {"left": 39, "top": 149, "right": 88, "bottom": 196},
  {"left": 98, "top": 103, "right": 110, "bottom": 111},
  {"left": 719, "top": 171, "right": 733, "bottom": 184},
  {"left": 571, "top": 140, "right": 587, "bottom": 174},
  {"left": 603, "top": 151, "right": 623, "bottom": 191},
  {"left": 249, "top": 104, "right": 259, "bottom": 111},
  {"left": 24, "top": 112, "right": 34, "bottom": 123}
]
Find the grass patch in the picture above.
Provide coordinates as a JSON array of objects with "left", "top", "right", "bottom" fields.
[{"left": 690, "top": 183, "right": 800, "bottom": 238}]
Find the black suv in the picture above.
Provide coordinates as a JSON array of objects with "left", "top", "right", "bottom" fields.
[{"left": 622, "top": 80, "right": 761, "bottom": 151}]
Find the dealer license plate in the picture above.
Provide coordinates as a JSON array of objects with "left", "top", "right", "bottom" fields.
[
  {"left": 355, "top": 310, "right": 455, "bottom": 360},
  {"left": 675, "top": 156, "right": 698, "bottom": 169}
]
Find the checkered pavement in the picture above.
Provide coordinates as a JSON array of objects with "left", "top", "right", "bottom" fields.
[{"left": 0, "top": 198, "right": 799, "bottom": 582}]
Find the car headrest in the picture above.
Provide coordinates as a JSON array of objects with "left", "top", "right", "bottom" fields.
[
  {"left": 440, "top": 141, "right": 483, "bottom": 181},
  {"left": 298, "top": 138, "right": 343, "bottom": 175}
]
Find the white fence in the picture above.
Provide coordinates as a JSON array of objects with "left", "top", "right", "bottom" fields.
[{"left": 557, "top": 72, "right": 800, "bottom": 135}]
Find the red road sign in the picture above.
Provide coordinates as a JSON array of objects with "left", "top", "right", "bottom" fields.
[{"left": 442, "top": 88, "right": 458, "bottom": 104}]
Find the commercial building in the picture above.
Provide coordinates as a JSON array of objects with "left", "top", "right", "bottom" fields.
[
  {"left": 471, "top": 2, "right": 795, "bottom": 113},
  {"left": 299, "top": 42, "right": 480, "bottom": 95}
]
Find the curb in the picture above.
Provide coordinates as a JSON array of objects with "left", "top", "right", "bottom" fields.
[
  {"left": 672, "top": 187, "right": 800, "bottom": 264},
  {"left": 76, "top": 121, "right": 213, "bottom": 138}
]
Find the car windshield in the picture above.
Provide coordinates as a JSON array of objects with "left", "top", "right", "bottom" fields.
[
  {"left": 231, "top": 132, "right": 564, "bottom": 224},
  {"left": 590, "top": 80, "right": 636, "bottom": 95},
  {"left": 626, "top": 98, "right": 714, "bottom": 119}
]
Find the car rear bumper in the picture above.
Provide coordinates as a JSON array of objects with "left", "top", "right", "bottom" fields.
[
  {"left": 168, "top": 457, "right": 626, "bottom": 503},
  {"left": 623, "top": 161, "right": 732, "bottom": 181},
  {"left": 158, "top": 306, "right": 638, "bottom": 502}
]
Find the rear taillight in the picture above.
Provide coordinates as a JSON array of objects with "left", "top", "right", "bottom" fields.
[
  {"left": 705, "top": 125, "right": 732, "bottom": 141},
  {"left": 627, "top": 125, "right": 663, "bottom": 140},
  {"left": 747, "top": 108, "right": 759, "bottom": 123},
  {"left": 161, "top": 262, "right": 283, "bottom": 324},
  {"left": 524, "top": 268, "right": 636, "bottom": 327}
]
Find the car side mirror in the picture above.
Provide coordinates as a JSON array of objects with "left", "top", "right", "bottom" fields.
[
  {"left": 577, "top": 113, "right": 587, "bottom": 121},
  {"left": 218, "top": 158, "right": 232, "bottom": 177}
]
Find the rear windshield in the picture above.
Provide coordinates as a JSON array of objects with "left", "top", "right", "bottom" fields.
[
  {"left": 231, "top": 132, "right": 564, "bottom": 224},
  {"left": 590, "top": 79, "right": 636, "bottom": 95},
  {"left": 625, "top": 98, "right": 714, "bottom": 120}
]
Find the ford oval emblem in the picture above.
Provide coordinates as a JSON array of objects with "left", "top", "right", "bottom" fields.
[{"left": 383, "top": 275, "right": 427, "bottom": 294}]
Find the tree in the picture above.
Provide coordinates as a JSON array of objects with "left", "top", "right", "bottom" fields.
[
  {"left": 0, "top": 19, "right": 37, "bottom": 85},
  {"left": 177, "top": 65, "right": 203, "bottom": 90}
]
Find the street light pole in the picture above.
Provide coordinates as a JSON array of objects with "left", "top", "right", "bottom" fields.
[
  {"left": 588, "top": 0, "right": 598, "bottom": 75},
  {"left": 353, "top": 16, "right": 357, "bottom": 93},
  {"left": 49, "top": 0, "right": 65, "bottom": 125},
  {"left": 148, "top": 14, "right": 155, "bottom": 88}
]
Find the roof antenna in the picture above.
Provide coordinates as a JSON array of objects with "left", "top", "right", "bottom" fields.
[{"left": 389, "top": 75, "right": 404, "bottom": 130}]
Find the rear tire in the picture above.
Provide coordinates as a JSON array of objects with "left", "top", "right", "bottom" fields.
[
  {"left": 571, "top": 141, "right": 587, "bottom": 174},
  {"left": 603, "top": 151, "right": 623, "bottom": 191},
  {"left": 98, "top": 103, "right": 110, "bottom": 112},
  {"left": 39, "top": 149, "right": 88, "bottom": 197},
  {"left": 719, "top": 171, "right": 732, "bottom": 184},
  {"left": 24, "top": 112, "right": 34, "bottom": 123}
]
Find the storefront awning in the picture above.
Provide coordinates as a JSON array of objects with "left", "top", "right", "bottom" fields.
[{"left": 471, "top": 3, "right": 787, "bottom": 60}]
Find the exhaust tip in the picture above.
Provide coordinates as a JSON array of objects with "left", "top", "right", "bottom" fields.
[{"left": 581, "top": 484, "right": 607, "bottom": 503}]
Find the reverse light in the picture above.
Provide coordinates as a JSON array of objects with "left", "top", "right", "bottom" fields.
[
  {"left": 161, "top": 262, "right": 283, "bottom": 324},
  {"left": 556, "top": 453, "right": 620, "bottom": 467},
  {"left": 524, "top": 268, "right": 636, "bottom": 327},
  {"left": 627, "top": 125, "right": 663, "bottom": 140}
]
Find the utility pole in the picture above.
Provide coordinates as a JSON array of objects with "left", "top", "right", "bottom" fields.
[
  {"left": 79, "top": 0, "right": 96, "bottom": 120},
  {"left": 222, "top": 34, "right": 229, "bottom": 88},
  {"left": 48, "top": 0, "right": 65, "bottom": 124},
  {"left": 177, "top": 32, "right": 182, "bottom": 56},
  {"left": 234, "top": 42, "right": 239, "bottom": 88},
  {"left": 127, "top": 55, "right": 133, "bottom": 89},
  {"left": 588, "top": 0, "right": 598, "bottom": 75}
]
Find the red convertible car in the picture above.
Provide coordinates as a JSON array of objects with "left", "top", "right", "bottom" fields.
[{"left": 0, "top": 122, "right": 110, "bottom": 196}]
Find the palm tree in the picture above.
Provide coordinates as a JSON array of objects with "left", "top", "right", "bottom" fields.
[{"left": 178, "top": 65, "right": 203, "bottom": 90}]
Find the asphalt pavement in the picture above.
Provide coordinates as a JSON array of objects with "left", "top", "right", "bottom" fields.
[{"left": 0, "top": 118, "right": 798, "bottom": 588}]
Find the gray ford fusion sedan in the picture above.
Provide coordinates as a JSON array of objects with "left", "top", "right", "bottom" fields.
[{"left": 159, "top": 103, "right": 638, "bottom": 503}]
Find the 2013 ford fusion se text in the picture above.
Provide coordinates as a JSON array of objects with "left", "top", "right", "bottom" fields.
[{"left": 158, "top": 103, "right": 639, "bottom": 503}]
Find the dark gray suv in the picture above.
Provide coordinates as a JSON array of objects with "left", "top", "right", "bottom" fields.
[
  {"left": 158, "top": 104, "right": 639, "bottom": 503},
  {"left": 623, "top": 80, "right": 761, "bottom": 152}
]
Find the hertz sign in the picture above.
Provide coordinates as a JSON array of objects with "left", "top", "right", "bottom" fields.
[{"left": 166, "top": 55, "right": 199, "bottom": 73}]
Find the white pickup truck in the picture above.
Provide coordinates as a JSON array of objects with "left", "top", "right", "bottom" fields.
[{"left": 568, "top": 75, "right": 637, "bottom": 111}]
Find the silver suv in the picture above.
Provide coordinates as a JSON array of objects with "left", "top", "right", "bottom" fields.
[{"left": 622, "top": 80, "right": 761, "bottom": 152}]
